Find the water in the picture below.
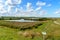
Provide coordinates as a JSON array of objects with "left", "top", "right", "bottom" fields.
[{"left": 6, "top": 19, "right": 36, "bottom": 22}]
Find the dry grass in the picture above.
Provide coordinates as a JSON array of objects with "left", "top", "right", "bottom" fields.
[{"left": 18, "top": 30, "right": 42, "bottom": 39}]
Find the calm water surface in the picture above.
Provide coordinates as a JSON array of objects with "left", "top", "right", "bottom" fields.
[{"left": 6, "top": 19, "right": 36, "bottom": 22}]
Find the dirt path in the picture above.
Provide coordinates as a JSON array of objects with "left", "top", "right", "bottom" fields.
[{"left": 54, "top": 21, "right": 60, "bottom": 25}]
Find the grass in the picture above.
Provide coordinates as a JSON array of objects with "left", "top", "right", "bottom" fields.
[
  {"left": 0, "top": 26, "right": 19, "bottom": 40},
  {"left": 0, "top": 19, "right": 60, "bottom": 40},
  {"left": 29, "top": 20, "right": 60, "bottom": 40},
  {"left": 0, "top": 26, "right": 43, "bottom": 40}
]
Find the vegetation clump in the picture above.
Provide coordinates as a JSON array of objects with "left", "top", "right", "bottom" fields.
[{"left": 18, "top": 31, "right": 42, "bottom": 39}]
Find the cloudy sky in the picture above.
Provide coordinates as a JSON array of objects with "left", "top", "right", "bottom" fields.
[{"left": 0, "top": 0, "right": 60, "bottom": 17}]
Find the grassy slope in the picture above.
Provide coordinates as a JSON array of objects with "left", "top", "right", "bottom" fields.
[
  {"left": 0, "top": 19, "right": 60, "bottom": 40},
  {"left": 0, "top": 27, "right": 43, "bottom": 40},
  {"left": 0, "top": 27, "right": 20, "bottom": 40},
  {"left": 27, "top": 20, "right": 60, "bottom": 40},
  {"left": 38, "top": 20, "right": 60, "bottom": 40}
]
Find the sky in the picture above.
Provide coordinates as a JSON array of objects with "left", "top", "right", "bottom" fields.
[{"left": 0, "top": 0, "right": 60, "bottom": 17}]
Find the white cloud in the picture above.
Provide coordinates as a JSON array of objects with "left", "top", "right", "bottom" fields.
[
  {"left": 26, "top": 2, "right": 32, "bottom": 9},
  {"left": 40, "top": 10, "right": 47, "bottom": 15},
  {"left": 5, "top": 0, "right": 12, "bottom": 5},
  {"left": 5, "top": 0, "right": 22, "bottom": 13},
  {"left": 8, "top": 6, "right": 15, "bottom": 13},
  {"left": 12, "top": 0, "right": 21, "bottom": 4},
  {"left": 5, "top": 0, "right": 21, "bottom": 6},
  {"left": 0, "top": 9, "right": 7, "bottom": 13},
  {"left": 14, "top": 2, "right": 47, "bottom": 17},
  {"left": 26, "top": 2, "right": 33, "bottom": 12},
  {"left": 47, "top": 4, "right": 51, "bottom": 7},
  {"left": 0, "top": 1, "right": 7, "bottom": 13},
  {"left": 0, "top": 0, "right": 47, "bottom": 17},
  {"left": 0, "top": 4, "right": 4, "bottom": 10},
  {"left": 35, "top": 7, "right": 41, "bottom": 11},
  {"left": 55, "top": 9, "right": 60, "bottom": 14},
  {"left": 0, "top": 0, "right": 22, "bottom": 14},
  {"left": 36, "top": 1, "right": 46, "bottom": 6}
]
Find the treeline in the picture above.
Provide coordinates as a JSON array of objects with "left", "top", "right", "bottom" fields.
[{"left": 0, "top": 17, "right": 20, "bottom": 20}]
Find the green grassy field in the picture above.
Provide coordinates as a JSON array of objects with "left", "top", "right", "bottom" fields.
[{"left": 0, "top": 19, "right": 60, "bottom": 40}]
